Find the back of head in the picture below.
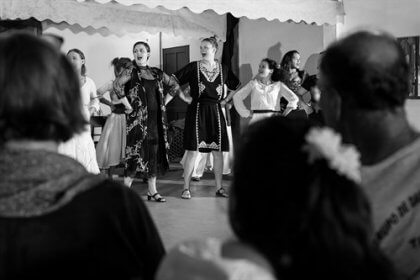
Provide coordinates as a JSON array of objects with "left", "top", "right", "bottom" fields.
[
  {"left": 42, "top": 33, "right": 64, "bottom": 50},
  {"left": 320, "top": 30, "right": 409, "bottom": 110},
  {"left": 230, "top": 117, "right": 395, "bottom": 280},
  {"left": 111, "top": 57, "right": 133, "bottom": 74},
  {"left": 0, "top": 32, "right": 86, "bottom": 144}
]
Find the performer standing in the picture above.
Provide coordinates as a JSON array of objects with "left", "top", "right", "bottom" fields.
[
  {"left": 123, "top": 41, "right": 185, "bottom": 203},
  {"left": 170, "top": 36, "right": 240, "bottom": 199},
  {"left": 96, "top": 57, "right": 133, "bottom": 176},
  {"left": 228, "top": 58, "right": 298, "bottom": 124},
  {"left": 59, "top": 48, "right": 100, "bottom": 174},
  {"left": 280, "top": 50, "right": 312, "bottom": 117}
]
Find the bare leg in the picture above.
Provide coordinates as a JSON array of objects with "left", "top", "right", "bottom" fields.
[
  {"left": 123, "top": 176, "right": 133, "bottom": 187},
  {"left": 181, "top": 150, "right": 199, "bottom": 199},
  {"left": 183, "top": 150, "right": 199, "bottom": 190},
  {"left": 212, "top": 151, "right": 224, "bottom": 190},
  {"left": 148, "top": 176, "right": 158, "bottom": 194},
  {"left": 147, "top": 176, "right": 166, "bottom": 202}
]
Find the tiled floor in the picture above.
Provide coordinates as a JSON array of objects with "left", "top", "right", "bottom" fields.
[{"left": 114, "top": 163, "right": 233, "bottom": 250}]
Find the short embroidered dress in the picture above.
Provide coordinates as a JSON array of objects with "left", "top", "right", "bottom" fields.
[{"left": 174, "top": 61, "right": 240, "bottom": 153}]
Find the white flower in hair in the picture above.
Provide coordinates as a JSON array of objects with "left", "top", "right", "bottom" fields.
[{"left": 303, "top": 127, "right": 361, "bottom": 183}]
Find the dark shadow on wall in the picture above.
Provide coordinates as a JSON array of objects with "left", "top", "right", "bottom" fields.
[
  {"left": 304, "top": 53, "right": 322, "bottom": 75},
  {"left": 267, "top": 42, "right": 282, "bottom": 62}
]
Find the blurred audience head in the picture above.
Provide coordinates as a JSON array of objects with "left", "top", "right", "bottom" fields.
[
  {"left": 42, "top": 33, "right": 64, "bottom": 50},
  {"left": 319, "top": 30, "right": 409, "bottom": 128},
  {"left": 229, "top": 116, "right": 395, "bottom": 280},
  {"left": 0, "top": 32, "right": 86, "bottom": 145}
]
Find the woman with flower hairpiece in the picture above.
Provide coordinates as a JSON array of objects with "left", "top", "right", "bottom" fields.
[
  {"left": 157, "top": 117, "right": 397, "bottom": 280},
  {"left": 169, "top": 36, "right": 240, "bottom": 199}
]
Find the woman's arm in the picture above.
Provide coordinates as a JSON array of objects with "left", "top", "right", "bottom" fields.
[
  {"left": 162, "top": 72, "right": 191, "bottom": 105},
  {"left": 232, "top": 81, "right": 254, "bottom": 118},
  {"left": 280, "top": 83, "right": 299, "bottom": 116},
  {"left": 89, "top": 80, "right": 100, "bottom": 116}
]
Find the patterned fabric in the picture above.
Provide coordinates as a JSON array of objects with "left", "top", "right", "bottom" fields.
[
  {"left": 174, "top": 61, "right": 240, "bottom": 153},
  {"left": 0, "top": 148, "right": 104, "bottom": 217},
  {"left": 124, "top": 65, "right": 171, "bottom": 178}
]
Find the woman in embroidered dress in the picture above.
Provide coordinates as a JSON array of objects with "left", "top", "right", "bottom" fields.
[
  {"left": 96, "top": 57, "right": 133, "bottom": 176},
  {"left": 58, "top": 48, "right": 100, "bottom": 174},
  {"left": 225, "top": 58, "right": 298, "bottom": 124},
  {"left": 123, "top": 41, "right": 188, "bottom": 203},
  {"left": 170, "top": 36, "right": 240, "bottom": 199}
]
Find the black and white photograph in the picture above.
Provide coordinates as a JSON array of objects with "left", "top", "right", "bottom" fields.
[{"left": 0, "top": 0, "right": 420, "bottom": 279}]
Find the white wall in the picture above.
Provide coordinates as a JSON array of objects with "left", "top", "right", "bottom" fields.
[
  {"left": 338, "top": 0, "right": 420, "bottom": 38},
  {"left": 338, "top": 0, "right": 420, "bottom": 130},
  {"left": 238, "top": 18, "right": 324, "bottom": 84}
]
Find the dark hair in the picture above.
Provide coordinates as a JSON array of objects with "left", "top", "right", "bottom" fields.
[
  {"left": 320, "top": 31, "right": 409, "bottom": 110},
  {"left": 132, "top": 41, "right": 151, "bottom": 53},
  {"left": 111, "top": 57, "right": 133, "bottom": 74},
  {"left": 280, "top": 50, "right": 300, "bottom": 71},
  {"left": 261, "top": 58, "right": 281, "bottom": 82},
  {"left": 230, "top": 117, "right": 396, "bottom": 280},
  {"left": 67, "top": 48, "right": 86, "bottom": 76},
  {"left": 0, "top": 32, "right": 86, "bottom": 144},
  {"left": 42, "top": 33, "right": 64, "bottom": 49},
  {"left": 201, "top": 36, "right": 218, "bottom": 50}
]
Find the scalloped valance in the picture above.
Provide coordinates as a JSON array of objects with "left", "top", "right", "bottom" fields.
[{"left": 0, "top": 0, "right": 344, "bottom": 39}]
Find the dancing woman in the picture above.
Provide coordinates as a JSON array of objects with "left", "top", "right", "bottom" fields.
[
  {"left": 58, "top": 48, "right": 100, "bottom": 174},
  {"left": 171, "top": 36, "right": 240, "bottom": 199},
  {"left": 123, "top": 41, "right": 187, "bottom": 203},
  {"left": 280, "top": 50, "right": 312, "bottom": 117},
  {"left": 226, "top": 58, "right": 298, "bottom": 124},
  {"left": 96, "top": 57, "right": 133, "bottom": 175}
]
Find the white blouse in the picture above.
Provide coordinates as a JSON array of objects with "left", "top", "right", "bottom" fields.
[{"left": 233, "top": 80, "right": 298, "bottom": 118}]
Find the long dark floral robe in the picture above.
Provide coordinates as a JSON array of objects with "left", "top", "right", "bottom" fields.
[{"left": 124, "top": 65, "right": 176, "bottom": 178}]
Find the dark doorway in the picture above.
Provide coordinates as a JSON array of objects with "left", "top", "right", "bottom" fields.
[{"left": 163, "top": 45, "right": 190, "bottom": 122}]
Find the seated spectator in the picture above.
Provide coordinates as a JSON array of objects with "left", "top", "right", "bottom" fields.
[
  {"left": 0, "top": 32, "right": 164, "bottom": 279},
  {"left": 156, "top": 116, "right": 396, "bottom": 280},
  {"left": 319, "top": 29, "right": 420, "bottom": 279}
]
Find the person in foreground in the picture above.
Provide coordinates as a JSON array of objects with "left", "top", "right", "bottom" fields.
[
  {"left": 156, "top": 117, "right": 396, "bottom": 280},
  {"left": 319, "top": 30, "right": 420, "bottom": 279},
  {"left": 0, "top": 33, "right": 164, "bottom": 280}
]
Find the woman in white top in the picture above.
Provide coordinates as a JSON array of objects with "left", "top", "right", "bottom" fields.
[
  {"left": 58, "top": 49, "right": 100, "bottom": 174},
  {"left": 223, "top": 58, "right": 298, "bottom": 124},
  {"left": 96, "top": 57, "right": 133, "bottom": 174}
]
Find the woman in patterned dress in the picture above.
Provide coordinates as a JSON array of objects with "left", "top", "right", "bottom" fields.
[
  {"left": 123, "top": 41, "right": 187, "bottom": 203},
  {"left": 171, "top": 36, "right": 240, "bottom": 199}
]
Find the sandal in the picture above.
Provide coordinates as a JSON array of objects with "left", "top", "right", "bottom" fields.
[
  {"left": 147, "top": 192, "right": 166, "bottom": 203},
  {"left": 181, "top": 189, "right": 191, "bottom": 199},
  {"left": 216, "top": 188, "right": 229, "bottom": 198}
]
